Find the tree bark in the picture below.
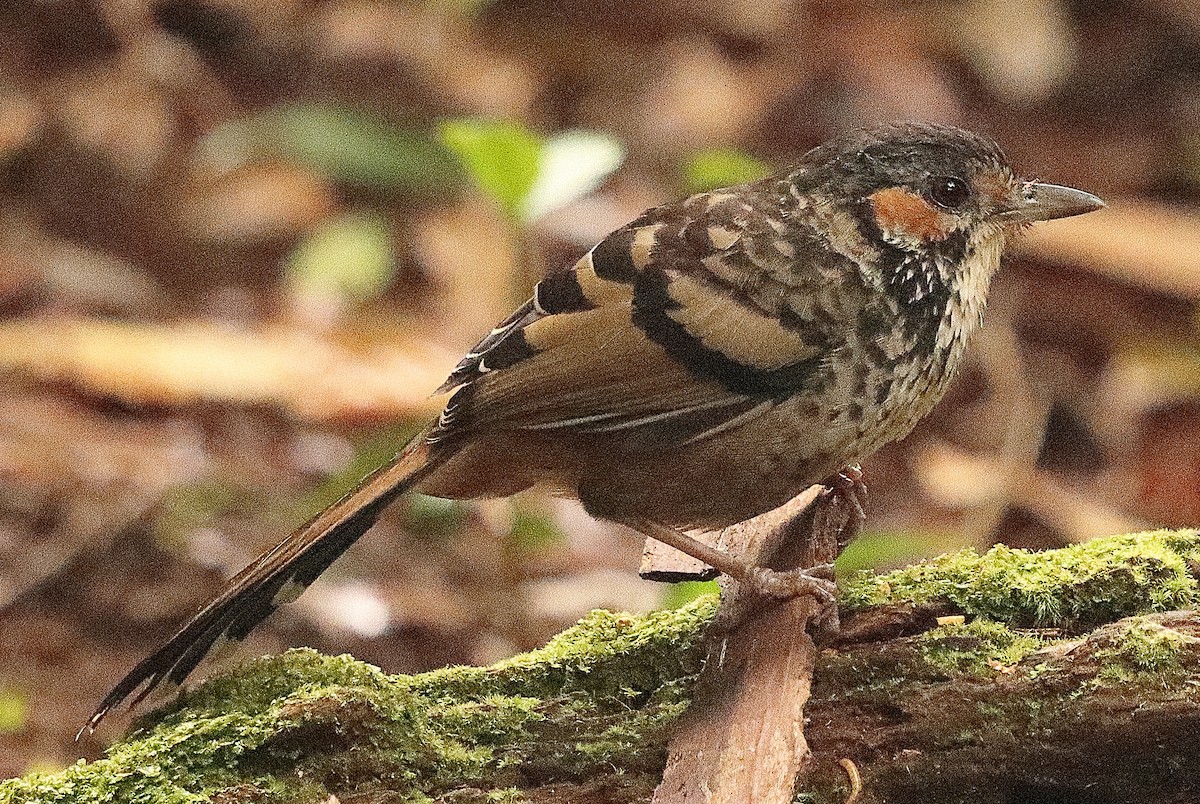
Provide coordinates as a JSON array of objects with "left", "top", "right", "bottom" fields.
[{"left": 653, "top": 487, "right": 833, "bottom": 804}]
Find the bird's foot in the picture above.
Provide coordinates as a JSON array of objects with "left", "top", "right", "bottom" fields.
[
  {"left": 815, "top": 464, "right": 868, "bottom": 550},
  {"left": 731, "top": 563, "right": 840, "bottom": 636},
  {"left": 619, "top": 512, "right": 844, "bottom": 627},
  {"left": 743, "top": 563, "right": 837, "bottom": 603}
]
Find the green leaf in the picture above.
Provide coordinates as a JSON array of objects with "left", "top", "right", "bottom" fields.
[
  {"left": 835, "top": 529, "right": 964, "bottom": 574},
  {"left": 0, "top": 686, "right": 27, "bottom": 734},
  {"left": 405, "top": 494, "right": 469, "bottom": 539},
  {"left": 297, "top": 423, "right": 423, "bottom": 514},
  {"left": 522, "top": 130, "right": 625, "bottom": 222},
  {"left": 290, "top": 423, "right": 467, "bottom": 539},
  {"left": 439, "top": 119, "right": 544, "bottom": 220},
  {"left": 199, "top": 104, "right": 463, "bottom": 192},
  {"left": 681, "top": 148, "right": 772, "bottom": 194},
  {"left": 507, "top": 507, "right": 565, "bottom": 553},
  {"left": 286, "top": 212, "right": 396, "bottom": 304},
  {"left": 154, "top": 480, "right": 247, "bottom": 550},
  {"left": 659, "top": 580, "right": 720, "bottom": 610}
]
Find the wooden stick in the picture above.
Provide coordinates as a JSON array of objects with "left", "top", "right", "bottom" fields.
[{"left": 652, "top": 486, "right": 841, "bottom": 804}]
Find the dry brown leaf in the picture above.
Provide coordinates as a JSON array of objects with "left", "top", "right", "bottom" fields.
[
  {"left": 0, "top": 222, "right": 164, "bottom": 315},
  {"left": 951, "top": 0, "right": 1077, "bottom": 104},
  {"left": 414, "top": 197, "right": 524, "bottom": 346},
  {"left": 640, "top": 41, "right": 768, "bottom": 151},
  {"left": 181, "top": 162, "right": 337, "bottom": 242},
  {"left": 1151, "top": 0, "right": 1200, "bottom": 32},
  {"left": 0, "top": 390, "right": 207, "bottom": 607},
  {"left": 0, "top": 92, "right": 43, "bottom": 158},
  {"left": 314, "top": 1, "right": 539, "bottom": 118},
  {"left": 0, "top": 315, "right": 456, "bottom": 422},
  {"left": 914, "top": 440, "right": 1144, "bottom": 542},
  {"left": 1017, "top": 200, "right": 1200, "bottom": 299},
  {"left": 52, "top": 66, "right": 176, "bottom": 178}
]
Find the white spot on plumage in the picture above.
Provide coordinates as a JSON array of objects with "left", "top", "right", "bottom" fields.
[
  {"left": 704, "top": 192, "right": 738, "bottom": 210},
  {"left": 706, "top": 225, "right": 741, "bottom": 251}
]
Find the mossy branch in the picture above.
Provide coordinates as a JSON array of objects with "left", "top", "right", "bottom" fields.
[{"left": 4, "top": 529, "right": 1200, "bottom": 804}]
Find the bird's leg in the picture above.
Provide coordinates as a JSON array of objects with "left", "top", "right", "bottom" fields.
[
  {"left": 621, "top": 518, "right": 838, "bottom": 606},
  {"left": 618, "top": 466, "right": 868, "bottom": 606}
]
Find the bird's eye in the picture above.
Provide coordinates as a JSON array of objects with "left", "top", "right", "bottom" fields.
[{"left": 928, "top": 176, "right": 970, "bottom": 210}]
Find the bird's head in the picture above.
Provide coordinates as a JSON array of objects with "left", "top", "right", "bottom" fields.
[
  {"left": 797, "top": 121, "right": 1104, "bottom": 261},
  {"left": 786, "top": 122, "right": 1103, "bottom": 316}
]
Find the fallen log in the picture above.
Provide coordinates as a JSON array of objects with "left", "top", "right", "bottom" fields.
[{"left": 4, "top": 529, "right": 1199, "bottom": 804}]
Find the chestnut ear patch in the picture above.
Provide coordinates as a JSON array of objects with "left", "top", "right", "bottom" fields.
[{"left": 869, "top": 187, "right": 953, "bottom": 242}]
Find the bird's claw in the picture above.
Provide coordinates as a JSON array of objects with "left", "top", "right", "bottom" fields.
[
  {"left": 831, "top": 464, "right": 868, "bottom": 520},
  {"left": 744, "top": 565, "right": 838, "bottom": 606},
  {"left": 816, "top": 464, "right": 869, "bottom": 549}
]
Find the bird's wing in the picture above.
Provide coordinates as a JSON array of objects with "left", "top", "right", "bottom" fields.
[{"left": 433, "top": 188, "right": 839, "bottom": 450}]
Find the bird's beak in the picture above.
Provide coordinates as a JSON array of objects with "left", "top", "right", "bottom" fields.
[{"left": 1003, "top": 182, "right": 1106, "bottom": 222}]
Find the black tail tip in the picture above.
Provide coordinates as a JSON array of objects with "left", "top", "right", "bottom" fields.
[{"left": 75, "top": 710, "right": 104, "bottom": 741}]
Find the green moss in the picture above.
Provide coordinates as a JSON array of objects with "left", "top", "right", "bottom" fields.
[
  {"left": 1090, "top": 618, "right": 1199, "bottom": 687},
  {"left": 839, "top": 529, "right": 1200, "bottom": 629},
  {"left": 485, "top": 789, "right": 525, "bottom": 803},
  {"left": 409, "top": 600, "right": 716, "bottom": 702},
  {"left": 6, "top": 531, "right": 1200, "bottom": 801},
  {"left": 0, "top": 602, "right": 716, "bottom": 804},
  {"left": 918, "top": 619, "right": 1046, "bottom": 676},
  {"left": 1114, "top": 621, "right": 1191, "bottom": 670}
]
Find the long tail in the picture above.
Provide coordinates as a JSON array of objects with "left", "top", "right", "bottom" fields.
[{"left": 84, "top": 429, "right": 443, "bottom": 734}]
